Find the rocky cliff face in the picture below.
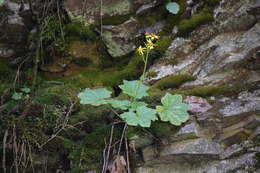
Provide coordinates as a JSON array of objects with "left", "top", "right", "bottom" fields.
[
  {"left": 0, "top": 0, "right": 259, "bottom": 173},
  {"left": 134, "top": 0, "right": 260, "bottom": 172}
]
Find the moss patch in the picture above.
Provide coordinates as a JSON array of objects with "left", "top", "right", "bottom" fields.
[
  {"left": 147, "top": 71, "right": 158, "bottom": 78},
  {"left": 56, "top": 52, "right": 143, "bottom": 88},
  {"left": 150, "top": 121, "right": 180, "bottom": 139},
  {"left": 137, "top": 5, "right": 167, "bottom": 25},
  {"left": 65, "top": 23, "right": 98, "bottom": 41},
  {"left": 0, "top": 59, "right": 14, "bottom": 94},
  {"left": 206, "top": 0, "right": 220, "bottom": 7},
  {"left": 64, "top": 125, "right": 122, "bottom": 172},
  {"left": 151, "top": 37, "right": 173, "bottom": 58},
  {"left": 101, "top": 14, "right": 131, "bottom": 25},
  {"left": 170, "top": 85, "right": 260, "bottom": 98},
  {"left": 150, "top": 74, "right": 196, "bottom": 91},
  {"left": 177, "top": 8, "right": 214, "bottom": 36}
]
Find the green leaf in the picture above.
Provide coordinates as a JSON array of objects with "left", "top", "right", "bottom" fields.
[
  {"left": 161, "top": 93, "right": 182, "bottom": 107},
  {"left": 78, "top": 88, "right": 112, "bottom": 106},
  {"left": 166, "top": 2, "right": 180, "bottom": 14},
  {"left": 156, "top": 93, "right": 190, "bottom": 126},
  {"left": 120, "top": 106, "right": 157, "bottom": 127},
  {"left": 107, "top": 99, "right": 131, "bottom": 110},
  {"left": 21, "top": 88, "right": 31, "bottom": 93},
  {"left": 119, "top": 80, "right": 149, "bottom": 99},
  {"left": 12, "top": 92, "right": 22, "bottom": 100},
  {"left": 130, "top": 101, "right": 148, "bottom": 111}
]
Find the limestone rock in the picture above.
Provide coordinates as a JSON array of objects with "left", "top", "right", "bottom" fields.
[
  {"left": 219, "top": 3, "right": 256, "bottom": 32},
  {"left": 135, "top": 153, "right": 259, "bottom": 173},
  {"left": 0, "top": 44, "right": 15, "bottom": 58},
  {"left": 102, "top": 18, "right": 139, "bottom": 58},
  {"left": 160, "top": 138, "right": 222, "bottom": 159},
  {"left": 64, "top": 0, "right": 133, "bottom": 26},
  {"left": 169, "top": 122, "right": 197, "bottom": 142},
  {"left": 184, "top": 96, "right": 212, "bottom": 113},
  {"left": 136, "top": 2, "right": 157, "bottom": 16}
]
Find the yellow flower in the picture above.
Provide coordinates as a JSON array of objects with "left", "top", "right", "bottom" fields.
[
  {"left": 145, "top": 33, "right": 159, "bottom": 41},
  {"left": 150, "top": 33, "right": 159, "bottom": 40},
  {"left": 137, "top": 46, "right": 146, "bottom": 56},
  {"left": 146, "top": 39, "right": 155, "bottom": 49}
]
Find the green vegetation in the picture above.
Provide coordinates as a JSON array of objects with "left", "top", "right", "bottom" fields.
[
  {"left": 206, "top": 0, "right": 220, "bottom": 7},
  {"left": 150, "top": 74, "right": 196, "bottom": 91},
  {"left": 101, "top": 14, "right": 131, "bottom": 25},
  {"left": 177, "top": 8, "right": 214, "bottom": 36},
  {"left": 166, "top": 2, "right": 180, "bottom": 14},
  {"left": 170, "top": 85, "right": 260, "bottom": 98},
  {"left": 136, "top": 5, "right": 168, "bottom": 26},
  {"left": 150, "top": 37, "right": 173, "bottom": 58},
  {"left": 65, "top": 23, "right": 98, "bottom": 41},
  {"left": 0, "top": 59, "right": 14, "bottom": 94},
  {"left": 64, "top": 125, "right": 122, "bottom": 172},
  {"left": 150, "top": 121, "right": 179, "bottom": 138},
  {"left": 56, "top": 52, "right": 143, "bottom": 88},
  {"left": 78, "top": 34, "right": 190, "bottom": 127},
  {"left": 147, "top": 71, "right": 158, "bottom": 78}
]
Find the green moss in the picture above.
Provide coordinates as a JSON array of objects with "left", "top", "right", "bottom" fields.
[
  {"left": 150, "top": 121, "right": 179, "bottom": 138},
  {"left": 70, "top": 104, "right": 113, "bottom": 127},
  {"left": 152, "top": 37, "right": 173, "bottom": 57},
  {"left": 127, "top": 126, "right": 144, "bottom": 139},
  {"left": 206, "top": 0, "right": 220, "bottom": 7},
  {"left": 45, "top": 36, "right": 171, "bottom": 88},
  {"left": 34, "top": 85, "right": 79, "bottom": 105},
  {"left": 256, "top": 153, "right": 260, "bottom": 169},
  {"left": 100, "top": 52, "right": 144, "bottom": 87},
  {"left": 0, "top": 59, "right": 14, "bottom": 94},
  {"left": 72, "top": 58, "right": 91, "bottom": 67},
  {"left": 147, "top": 71, "right": 158, "bottom": 78},
  {"left": 65, "top": 23, "right": 98, "bottom": 41},
  {"left": 65, "top": 125, "right": 122, "bottom": 172},
  {"left": 137, "top": 5, "right": 168, "bottom": 26},
  {"left": 0, "top": 5, "right": 13, "bottom": 19},
  {"left": 177, "top": 8, "right": 214, "bottom": 36},
  {"left": 33, "top": 92, "right": 70, "bottom": 105},
  {"left": 170, "top": 85, "right": 260, "bottom": 98},
  {"left": 150, "top": 74, "right": 196, "bottom": 91},
  {"left": 101, "top": 15, "right": 130, "bottom": 25},
  {"left": 0, "top": 59, "right": 12, "bottom": 78}
]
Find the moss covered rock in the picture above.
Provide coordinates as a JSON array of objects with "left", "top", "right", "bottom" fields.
[
  {"left": 149, "top": 74, "right": 196, "bottom": 91},
  {"left": 177, "top": 8, "right": 214, "bottom": 36}
]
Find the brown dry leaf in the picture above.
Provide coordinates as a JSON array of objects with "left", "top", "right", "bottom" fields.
[{"left": 110, "top": 155, "right": 127, "bottom": 173}]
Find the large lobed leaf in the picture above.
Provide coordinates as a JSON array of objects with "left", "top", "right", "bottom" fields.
[
  {"left": 119, "top": 80, "right": 149, "bottom": 99},
  {"left": 78, "top": 88, "right": 112, "bottom": 106},
  {"left": 107, "top": 99, "right": 131, "bottom": 110},
  {"left": 12, "top": 92, "right": 22, "bottom": 100},
  {"left": 156, "top": 93, "right": 190, "bottom": 126},
  {"left": 120, "top": 106, "right": 157, "bottom": 127}
]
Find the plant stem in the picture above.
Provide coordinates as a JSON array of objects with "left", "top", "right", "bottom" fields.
[{"left": 142, "top": 49, "right": 150, "bottom": 81}]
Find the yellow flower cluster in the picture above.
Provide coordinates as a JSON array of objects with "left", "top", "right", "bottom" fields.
[{"left": 137, "top": 33, "right": 159, "bottom": 56}]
